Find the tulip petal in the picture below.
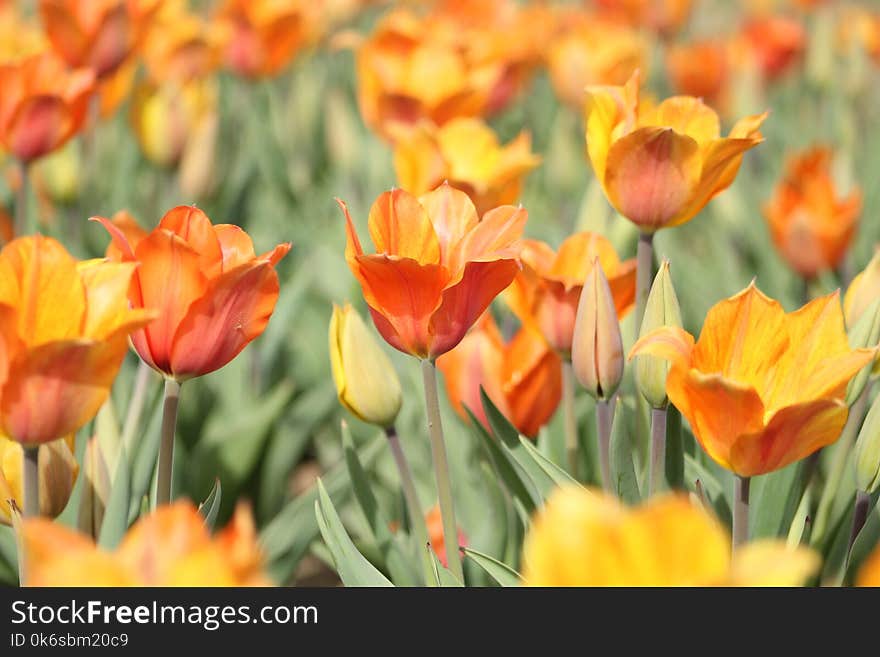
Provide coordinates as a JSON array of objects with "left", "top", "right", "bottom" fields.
[
  {"left": 169, "top": 261, "right": 281, "bottom": 379},
  {"left": 214, "top": 224, "right": 256, "bottom": 270},
  {"left": 648, "top": 96, "right": 721, "bottom": 148},
  {"left": 628, "top": 326, "right": 695, "bottom": 365},
  {"left": 39, "top": 2, "right": 90, "bottom": 68},
  {"left": 504, "top": 326, "right": 562, "bottom": 437},
  {"left": 729, "top": 399, "right": 847, "bottom": 476},
  {"left": 77, "top": 259, "right": 147, "bottom": 340},
  {"left": 584, "top": 72, "right": 640, "bottom": 183},
  {"left": 549, "top": 232, "right": 624, "bottom": 291},
  {"left": 416, "top": 183, "right": 478, "bottom": 268},
  {"left": 367, "top": 189, "right": 440, "bottom": 264},
  {"left": 607, "top": 257, "right": 637, "bottom": 317},
  {"left": 728, "top": 541, "right": 820, "bottom": 586},
  {"left": 159, "top": 206, "right": 224, "bottom": 278},
  {"left": 603, "top": 126, "right": 702, "bottom": 231},
  {"left": 452, "top": 204, "right": 526, "bottom": 273}
]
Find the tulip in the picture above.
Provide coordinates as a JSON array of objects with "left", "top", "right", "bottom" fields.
[
  {"left": 737, "top": 15, "right": 806, "bottom": 81},
  {"left": 764, "top": 147, "right": 861, "bottom": 280},
  {"left": 522, "top": 486, "right": 819, "bottom": 586},
  {"left": 425, "top": 503, "right": 467, "bottom": 569},
  {"left": 845, "top": 248, "right": 880, "bottom": 328},
  {"left": 0, "top": 52, "right": 95, "bottom": 163},
  {"left": 339, "top": 184, "right": 525, "bottom": 360},
  {"left": 635, "top": 260, "right": 682, "bottom": 410},
  {"left": 506, "top": 232, "right": 636, "bottom": 359},
  {"left": 20, "top": 501, "right": 270, "bottom": 586},
  {"left": 0, "top": 435, "right": 78, "bottom": 525},
  {"left": 584, "top": 70, "right": 767, "bottom": 233},
  {"left": 329, "top": 303, "right": 403, "bottom": 428},
  {"left": 666, "top": 40, "right": 730, "bottom": 113},
  {"left": 595, "top": 0, "right": 694, "bottom": 37},
  {"left": 858, "top": 544, "right": 880, "bottom": 586},
  {"left": 0, "top": 4, "right": 47, "bottom": 64},
  {"left": 32, "top": 139, "right": 81, "bottom": 206},
  {"left": 436, "top": 315, "right": 562, "bottom": 438},
  {"left": 142, "top": 4, "right": 224, "bottom": 84},
  {"left": 393, "top": 118, "right": 540, "bottom": 216}
]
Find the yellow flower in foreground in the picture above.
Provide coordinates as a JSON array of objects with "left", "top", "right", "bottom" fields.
[
  {"left": 584, "top": 71, "right": 766, "bottom": 232},
  {"left": 20, "top": 501, "right": 269, "bottom": 586},
  {"left": 630, "top": 284, "right": 875, "bottom": 477},
  {"left": 522, "top": 486, "right": 819, "bottom": 586}
]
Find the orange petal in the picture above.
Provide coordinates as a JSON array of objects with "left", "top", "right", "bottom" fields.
[
  {"left": 158, "top": 205, "right": 224, "bottom": 278},
  {"left": 728, "top": 399, "right": 848, "bottom": 477},
  {"left": 169, "top": 261, "right": 281, "bottom": 379},
  {"left": 78, "top": 259, "right": 154, "bottom": 341},
  {"left": 603, "top": 126, "right": 702, "bottom": 231},
  {"left": 416, "top": 183, "right": 479, "bottom": 269},
  {"left": 107, "top": 210, "right": 148, "bottom": 258},
  {"left": 607, "top": 257, "right": 637, "bottom": 318},
  {"left": 214, "top": 224, "right": 256, "bottom": 270},
  {"left": 368, "top": 189, "right": 440, "bottom": 264},
  {"left": 504, "top": 326, "right": 562, "bottom": 437},
  {"left": 5, "top": 96, "right": 70, "bottom": 162},
  {"left": 452, "top": 204, "right": 526, "bottom": 273},
  {"left": 628, "top": 325, "right": 695, "bottom": 364},
  {"left": 39, "top": 1, "right": 89, "bottom": 68},
  {"left": 549, "top": 232, "right": 623, "bottom": 291},
  {"left": 648, "top": 96, "right": 721, "bottom": 148}
]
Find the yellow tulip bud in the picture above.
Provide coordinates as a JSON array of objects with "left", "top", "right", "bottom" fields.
[
  {"left": 846, "top": 297, "right": 880, "bottom": 406},
  {"left": 845, "top": 247, "right": 880, "bottom": 329},
  {"left": 571, "top": 259, "right": 623, "bottom": 400},
  {"left": 0, "top": 435, "right": 78, "bottom": 526},
  {"left": 636, "top": 260, "right": 682, "bottom": 408},
  {"left": 329, "top": 303, "right": 403, "bottom": 427},
  {"left": 33, "top": 140, "right": 81, "bottom": 204},
  {"left": 855, "top": 389, "right": 880, "bottom": 494}
]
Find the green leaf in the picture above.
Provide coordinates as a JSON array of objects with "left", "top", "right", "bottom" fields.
[
  {"left": 749, "top": 461, "right": 805, "bottom": 539},
  {"left": 609, "top": 402, "right": 641, "bottom": 505},
  {"left": 462, "top": 547, "right": 521, "bottom": 587},
  {"left": 518, "top": 436, "right": 579, "bottom": 488},
  {"left": 845, "top": 491, "right": 880, "bottom": 583},
  {"left": 314, "top": 480, "right": 393, "bottom": 587},
  {"left": 0, "top": 526, "right": 18, "bottom": 585},
  {"left": 342, "top": 423, "right": 418, "bottom": 586},
  {"left": 665, "top": 406, "right": 684, "bottom": 490},
  {"left": 98, "top": 444, "right": 130, "bottom": 549},
  {"left": 428, "top": 547, "right": 464, "bottom": 587},
  {"left": 198, "top": 478, "right": 222, "bottom": 530}
]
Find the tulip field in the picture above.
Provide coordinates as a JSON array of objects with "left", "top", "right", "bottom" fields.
[{"left": 1, "top": 0, "right": 880, "bottom": 589}]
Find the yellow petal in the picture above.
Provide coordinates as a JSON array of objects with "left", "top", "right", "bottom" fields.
[{"left": 728, "top": 540, "right": 820, "bottom": 586}]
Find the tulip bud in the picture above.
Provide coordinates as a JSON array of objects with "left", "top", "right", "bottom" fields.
[
  {"left": 636, "top": 260, "right": 683, "bottom": 408},
  {"left": 329, "top": 304, "right": 403, "bottom": 427},
  {"left": 571, "top": 260, "right": 624, "bottom": 400},
  {"left": 844, "top": 247, "right": 880, "bottom": 328},
  {"left": 0, "top": 435, "right": 78, "bottom": 526},
  {"left": 33, "top": 140, "right": 81, "bottom": 205},
  {"left": 846, "top": 297, "right": 880, "bottom": 406},
  {"left": 855, "top": 389, "right": 880, "bottom": 493}
]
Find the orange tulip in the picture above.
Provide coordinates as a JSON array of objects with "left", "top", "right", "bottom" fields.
[
  {"left": 737, "top": 15, "right": 806, "bottom": 80},
  {"left": 141, "top": 3, "right": 225, "bottom": 83},
  {"left": 764, "top": 147, "right": 861, "bottom": 279},
  {"left": 858, "top": 543, "right": 880, "bottom": 586},
  {"left": 0, "top": 3, "right": 47, "bottom": 64},
  {"left": 0, "top": 235, "right": 154, "bottom": 446},
  {"left": 425, "top": 503, "right": 467, "bottom": 568},
  {"left": 546, "top": 13, "right": 646, "bottom": 110},
  {"left": 339, "top": 184, "right": 526, "bottom": 360},
  {"left": 216, "top": 0, "right": 314, "bottom": 78},
  {"left": 0, "top": 52, "right": 95, "bottom": 163},
  {"left": 584, "top": 71, "right": 767, "bottom": 232},
  {"left": 595, "top": 0, "right": 694, "bottom": 36},
  {"left": 20, "top": 501, "right": 270, "bottom": 586},
  {"left": 39, "top": 0, "right": 161, "bottom": 79},
  {"left": 630, "top": 284, "right": 875, "bottom": 477},
  {"left": 393, "top": 118, "right": 540, "bottom": 216},
  {"left": 666, "top": 40, "right": 730, "bottom": 112},
  {"left": 506, "top": 232, "right": 636, "bottom": 358},
  {"left": 93, "top": 206, "right": 291, "bottom": 381},
  {"left": 437, "top": 315, "right": 562, "bottom": 437}
]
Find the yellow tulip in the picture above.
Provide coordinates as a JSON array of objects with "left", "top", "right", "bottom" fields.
[
  {"left": 0, "top": 434, "right": 78, "bottom": 525},
  {"left": 329, "top": 303, "right": 403, "bottom": 428},
  {"left": 635, "top": 260, "right": 682, "bottom": 409}
]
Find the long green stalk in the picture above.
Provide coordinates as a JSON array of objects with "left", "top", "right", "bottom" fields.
[{"left": 156, "top": 379, "right": 181, "bottom": 507}]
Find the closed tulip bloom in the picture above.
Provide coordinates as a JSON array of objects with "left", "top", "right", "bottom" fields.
[
  {"left": 584, "top": 71, "right": 766, "bottom": 233},
  {"left": 572, "top": 261, "right": 624, "bottom": 401},
  {"left": 393, "top": 118, "right": 540, "bottom": 216},
  {"left": 21, "top": 501, "right": 270, "bottom": 586},
  {"left": 437, "top": 315, "right": 562, "bottom": 437},
  {"left": 39, "top": 0, "right": 161, "bottom": 79},
  {"left": 636, "top": 260, "right": 682, "bottom": 408},
  {"left": 94, "top": 206, "right": 291, "bottom": 381},
  {"left": 0, "top": 236, "right": 155, "bottom": 445},
  {"left": 522, "top": 486, "right": 819, "bottom": 586},
  {"left": 764, "top": 147, "right": 861, "bottom": 280},
  {"left": 630, "top": 284, "right": 876, "bottom": 477},
  {"left": 329, "top": 303, "right": 403, "bottom": 428},
  {"left": 0, "top": 52, "right": 95, "bottom": 163},
  {"left": 854, "top": 391, "right": 880, "bottom": 494},
  {"left": 339, "top": 184, "right": 526, "bottom": 360},
  {"left": 845, "top": 249, "right": 880, "bottom": 328},
  {"left": 506, "top": 232, "right": 636, "bottom": 358},
  {"left": 0, "top": 434, "right": 78, "bottom": 525}
]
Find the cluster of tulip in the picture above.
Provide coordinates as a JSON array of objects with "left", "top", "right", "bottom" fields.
[{"left": 1, "top": 0, "right": 879, "bottom": 588}]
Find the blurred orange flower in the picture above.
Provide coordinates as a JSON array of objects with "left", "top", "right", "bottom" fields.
[
  {"left": 393, "top": 118, "right": 539, "bottom": 216},
  {"left": 764, "top": 147, "right": 861, "bottom": 279},
  {"left": 858, "top": 543, "right": 880, "bottom": 586},
  {"left": 339, "top": 184, "right": 526, "bottom": 360},
  {"left": 737, "top": 15, "right": 806, "bottom": 80},
  {"left": 595, "top": 0, "right": 694, "bottom": 37},
  {"left": 546, "top": 12, "right": 646, "bottom": 110},
  {"left": 94, "top": 206, "right": 291, "bottom": 381},
  {"left": 0, "top": 235, "right": 154, "bottom": 445},
  {"left": 437, "top": 315, "right": 562, "bottom": 437},
  {"left": 425, "top": 503, "right": 467, "bottom": 568},
  {"left": 141, "top": 3, "right": 225, "bottom": 83},
  {"left": 630, "top": 284, "right": 875, "bottom": 477},
  {"left": 0, "top": 52, "right": 95, "bottom": 163},
  {"left": 21, "top": 501, "right": 270, "bottom": 586},
  {"left": 665, "top": 40, "right": 730, "bottom": 112},
  {"left": 506, "top": 232, "right": 636, "bottom": 358},
  {"left": 584, "top": 71, "right": 766, "bottom": 232},
  {"left": 216, "top": 0, "right": 314, "bottom": 78},
  {"left": 0, "top": 4, "right": 47, "bottom": 63},
  {"left": 39, "top": 0, "right": 161, "bottom": 79}
]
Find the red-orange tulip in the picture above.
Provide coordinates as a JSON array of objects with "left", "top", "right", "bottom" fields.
[
  {"left": 437, "top": 315, "right": 562, "bottom": 437},
  {"left": 666, "top": 40, "right": 730, "bottom": 112},
  {"left": 764, "top": 147, "right": 861, "bottom": 279},
  {"left": 630, "top": 284, "right": 875, "bottom": 477},
  {"left": 0, "top": 52, "right": 95, "bottom": 163},
  {"left": 39, "top": 0, "right": 161, "bottom": 79},
  {"left": 425, "top": 503, "right": 467, "bottom": 568},
  {"left": 94, "top": 206, "right": 291, "bottom": 381},
  {"left": 0, "top": 235, "right": 154, "bottom": 446},
  {"left": 339, "top": 184, "right": 526, "bottom": 360},
  {"left": 595, "top": 0, "right": 694, "bottom": 36},
  {"left": 738, "top": 15, "right": 806, "bottom": 80},
  {"left": 506, "top": 232, "right": 636, "bottom": 358}
]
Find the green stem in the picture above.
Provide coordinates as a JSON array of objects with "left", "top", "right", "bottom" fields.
[
  {"left": 156, "top": 378, "right": 181, "bottom": 507},
  {"left": 649, "top": 406, "right": 668, "bottom": 495},
  {"left": 120, "top": 360, "right": 155, "bottom": 455},
  {"left": 22, "top": 446, "right": 39, "bottom": 518},
  {"left": 635, "top": 232, "right": 655, "bottom": 332},
  {"left": 733, "top": 475, "right": 750, "bottom": 550},
  {"left": 14, "top": 160, "right": 29, "bottom": 237},
  {"left": 420, "top": 359, "right": 463, "bottom": 582},
  {"left": 562, "top": 360, "right": 578, "bottom": 478},
  {"left": 385, "top": 425, "right": 435, "bottom": 587},
  {"left": 596, "top": 398, "right": 613, "bottom": 492}
]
